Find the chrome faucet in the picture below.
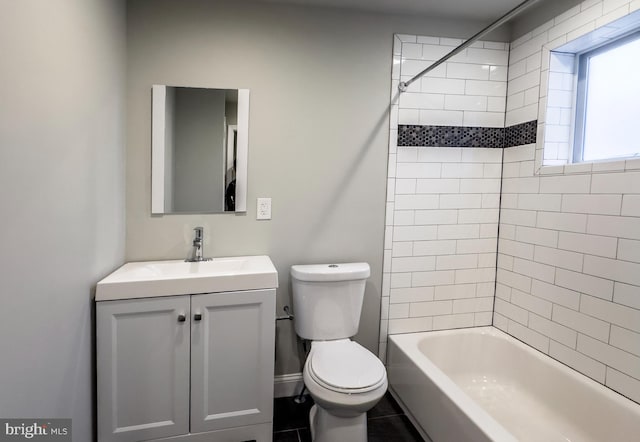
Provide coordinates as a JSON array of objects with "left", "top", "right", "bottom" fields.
[{"left": 186, "top": 226, "right": 212, "bottom": 262}]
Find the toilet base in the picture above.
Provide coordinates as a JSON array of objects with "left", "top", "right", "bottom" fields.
[{"left": 309, "top": 404, "right": 367, "bottom": 442}]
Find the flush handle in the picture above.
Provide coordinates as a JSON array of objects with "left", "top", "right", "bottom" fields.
[{"left": 194, "top": 313, "right": 202, "bottom": 321}]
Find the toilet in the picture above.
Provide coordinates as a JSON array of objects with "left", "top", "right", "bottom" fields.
[{"left": 291, "top": 262, "right": 388, "bottom": 442}]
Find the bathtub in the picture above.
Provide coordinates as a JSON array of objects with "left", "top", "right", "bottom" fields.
[{"left": 387, "top": 327, "right": 640, "bottom": 442}]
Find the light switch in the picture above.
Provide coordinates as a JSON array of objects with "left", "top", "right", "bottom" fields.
[{"left": 257, "top": 198, "right": 271, "bottom": 220}]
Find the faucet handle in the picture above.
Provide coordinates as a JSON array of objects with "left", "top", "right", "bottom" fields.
[{"left": 194, "top": 226, "right": 203, "bottom": 240}]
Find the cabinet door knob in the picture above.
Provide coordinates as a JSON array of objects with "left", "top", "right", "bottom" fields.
[
  {"left": 194, "top": 313, "right": 202, "bottom": 321},
  {"left": 177, "top": 314, "right": 186, "bottom": 322}
]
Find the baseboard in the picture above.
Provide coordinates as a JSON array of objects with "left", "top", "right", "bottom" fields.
[{"left": 274, "top": 373, "right": 304, "bottom": 398}]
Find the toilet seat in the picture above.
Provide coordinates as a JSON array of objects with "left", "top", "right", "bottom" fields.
[{"left": 308, "top": 340, "right": 386, "bottom": 394}]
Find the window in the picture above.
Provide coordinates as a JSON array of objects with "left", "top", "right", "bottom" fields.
[{"left": 574, "top": 32, "right": 640, "bottom": 162}]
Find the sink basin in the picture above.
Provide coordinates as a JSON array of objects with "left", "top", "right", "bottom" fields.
[
  {"left": 96, "top": 256, "right": 278, "bottom": 301},
  {"left": 120, "top": 258, "right": 248, "bottom": 279}
]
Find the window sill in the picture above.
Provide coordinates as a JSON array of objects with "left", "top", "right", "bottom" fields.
[{"left": 538, "top": 157, "right": 640, "bottom": 176}]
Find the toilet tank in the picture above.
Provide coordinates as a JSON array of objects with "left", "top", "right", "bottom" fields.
[{"left": 290, "top": 262, "right": 370, "bottom": 341}]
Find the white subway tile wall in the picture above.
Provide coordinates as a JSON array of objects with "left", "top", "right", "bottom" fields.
[
  {"left": 396, "top": 36, "right": 510, "bottom": 128},
  {"left": 382, "top": 34, "right": 507, "bottom": 362},
  {"left": 497, "top": 0, "right": 640, "bottom": 404},
  {"left": 496, "top": 142, "right": 640, "bottom": 403},
  {"left": 384, "top": 1, "right": 640, "bottom": 403},
  {"left": 544, "top": 52, "right": 575, "bottom": 163}
]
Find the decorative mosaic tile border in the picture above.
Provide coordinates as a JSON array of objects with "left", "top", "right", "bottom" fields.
[
  {"left": 397, "top": 120, "right": 537, "bottom": 149},
  {"left": 504, "top": 120, "right": 537, "bottom": 148}
]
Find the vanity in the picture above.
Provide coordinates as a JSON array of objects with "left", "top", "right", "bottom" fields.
[{"left": 95, "top": 256, "right": 278, "bottom": 442}]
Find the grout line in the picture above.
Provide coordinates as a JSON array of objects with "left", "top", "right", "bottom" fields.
[
  {"left": 492, "top": 144, "right": 506, "bottom": 327},
  {"left": 273, "top": 427, "right": 308, "bottom": 433},
  {"left": 367, "top": 413, "right": 406, "bottom": 421}
]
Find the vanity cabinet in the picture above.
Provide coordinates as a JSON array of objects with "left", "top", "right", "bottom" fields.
[{"left": 97, "top": 289, "right": 276, "bottom": 442}]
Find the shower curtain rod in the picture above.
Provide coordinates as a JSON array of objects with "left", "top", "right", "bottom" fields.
[{"left": 398, "top": 0, "right": 541, "bottom": 92}]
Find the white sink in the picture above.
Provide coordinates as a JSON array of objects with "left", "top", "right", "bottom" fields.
[{"left": 96, "top": 256, "right": 278, "bottom": 301}]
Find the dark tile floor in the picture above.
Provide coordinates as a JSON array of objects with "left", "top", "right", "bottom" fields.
[{"left": 273, "top": 392, "right": 424, "bottom": 442}]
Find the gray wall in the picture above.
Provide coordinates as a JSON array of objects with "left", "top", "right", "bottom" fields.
[
  {"left": 126, "top": 0, "right": 509, "bottom": 376},
  {"left": 173, "top": 88, "right": 226, "bottom": 212},
  {"left": 510, "top": 0, "right": 585, "bottom": 39},
  {"left": 0, "top": 0, "right": 126, "bottom": 439}
]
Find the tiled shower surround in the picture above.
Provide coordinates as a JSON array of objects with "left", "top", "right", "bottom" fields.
[
  {"left": 496, "top": 0, "right": 640, "bottom": 403},
  {"left": 381, "top": 35, "right": 510, "bottom": 359},
  {"left": 382, "top": 0, "right": 640, "bottom": 404}
]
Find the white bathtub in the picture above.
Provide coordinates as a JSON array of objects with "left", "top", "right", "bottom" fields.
[{"left": 388, "top": 327, "right": 640, "bottom": 442}]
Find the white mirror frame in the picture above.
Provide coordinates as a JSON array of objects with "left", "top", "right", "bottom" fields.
[{"left": 151, "top": 85, "right": 249, "bottom": 214}]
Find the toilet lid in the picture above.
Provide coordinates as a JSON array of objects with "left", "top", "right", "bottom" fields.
[{"left": 308, "top": 340, "right": 386, "bottom": 393}]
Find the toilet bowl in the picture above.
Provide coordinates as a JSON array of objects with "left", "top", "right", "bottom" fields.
[
  {"left": 303, "top": 340, "right": 387, "bottom": 442},
  {"left": 291, "top": 263, "right": 388, "bottom": 442}
]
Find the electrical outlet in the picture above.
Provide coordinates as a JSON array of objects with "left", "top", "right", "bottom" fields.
[{"left": 257, "top": 198, "right": 271, "bottom": 220}]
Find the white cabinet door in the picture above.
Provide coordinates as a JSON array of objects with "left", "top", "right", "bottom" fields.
[
  {"left": 190, "top": 289, "right": 275, "bottom": 433},
  {"left": 97, "top": 296, "right": 190, "bottom": 442}
]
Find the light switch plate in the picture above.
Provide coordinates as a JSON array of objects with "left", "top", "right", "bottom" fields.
[{"left": 257, "top": 198, "right": 271, "bottom": 220}]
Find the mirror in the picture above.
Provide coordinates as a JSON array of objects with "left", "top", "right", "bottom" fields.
[{"left": 151, "top": 85, "right": 249, "bottom": 214}]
